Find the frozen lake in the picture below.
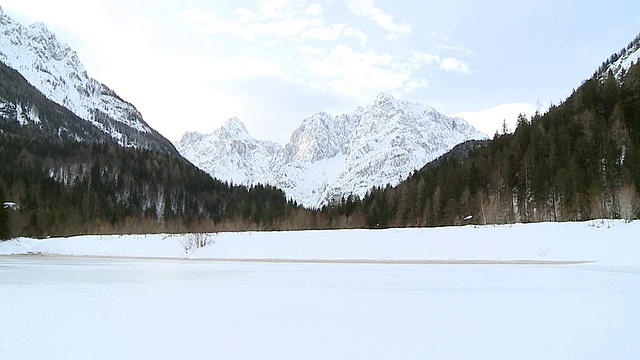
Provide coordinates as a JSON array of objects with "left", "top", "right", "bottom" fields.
[{"left": 1, "top": 256, "right": 638, "bottom": 359}]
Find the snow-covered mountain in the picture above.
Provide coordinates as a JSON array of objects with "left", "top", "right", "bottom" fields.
[
  {"left": 177, "top": 117, "right": 281, "bottom": 186},
  {"left": 177, "top": 92, "right": 487, "bottom": 208},
  {"left": 0, "top": 7, "right": 176, "bottom": 154}
]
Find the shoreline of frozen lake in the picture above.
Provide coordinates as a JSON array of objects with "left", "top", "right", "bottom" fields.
[
  {"left": 0, "top": 253, "right": 596, "bottom": 265},
  {"left": 1, "top": 220, "right": 638, "bottom": 266}
]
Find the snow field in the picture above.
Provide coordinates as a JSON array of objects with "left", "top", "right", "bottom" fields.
[{"left": 1, "top": 220, "right": 638, "bottom": 266}]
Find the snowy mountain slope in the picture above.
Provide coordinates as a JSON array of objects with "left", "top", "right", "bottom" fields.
[
  {"left": 0, "top": 60, "right": 119, "bottom": 143},
  {"left": 177, "top": 92, "right": 486, "bottom": 208},
  {"left": 0, "top": 7, "right": 176, "bottom": 154},
  {"left": 599, "top": 33, "right": 640, "bottom": 81}
]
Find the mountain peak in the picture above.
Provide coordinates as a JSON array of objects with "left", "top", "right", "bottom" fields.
[
  {"left": 221, "top": 117, "right": 249, "bottom": 135},
  {"left": 372, "top": 92, "right": 407, "bottom": 114},
  {"left": 25, "top": 22, "right": 59, "bottom": 44},
  {"left": 374, "top": 92, "right": 396, "bottom": 104},
  {"left": 27, "top": 22, "right": 50, "bottom": 34}
]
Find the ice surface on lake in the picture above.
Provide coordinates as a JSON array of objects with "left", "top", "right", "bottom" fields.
[{"left": 1, "top": 257, "right": 639, "bottom": 360}]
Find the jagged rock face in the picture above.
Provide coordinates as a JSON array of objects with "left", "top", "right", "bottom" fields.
[
  {"left": 283, "top": 111, "right": 358, "bottom": 163},
  {"left": 178, "top": 117, "right": 281, "bottom": 186},
  {"left": 177, "top": 93, "right": 487, "bottom": 208},
  {"left": 0, "top": 7, "right": 176, "bottom": 154}
]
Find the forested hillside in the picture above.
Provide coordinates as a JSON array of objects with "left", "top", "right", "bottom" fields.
[
  {"left": 0, "top": 135, "right": 306, "bottom": 237},
  {"left": 321, "top": 39, "right": 640, "bottom": 228}
]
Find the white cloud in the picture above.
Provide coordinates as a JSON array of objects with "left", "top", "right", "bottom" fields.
[
  {"left": 343, "top": 27, "right": 368, "bottom": 46},
  {"left": 440, "top": 57, "right": 471, "bottom": 74},
  {"left": 232, "top": 8, "right": 258, "bottom": 23},
  {"left": 403, "top": 79, "right": 430, "bottom": 93},
  {"left": 294, "top": 44, "right": 471, "bottom": 100},
  {"left": 406, "top": 52, "right": 472, "bottom": 76},
  {"left": 347, "top": 0, "right": 410, "bottom": 36},
  {"left": 409, "top": 51, "right": 441, "bottom": 68},
  {"left": 294, "top": 45, "right": 326, "bottom": 57},
  {"left": 453, "top": 103, "right": 541, "bottom": 136},
  {"left": 181, "top": 4, "right": 364, "bottom": 44},
  {"left": 437, "top": 44, "right": 475, "bottom": 56},
  {"left": 259, "top": 0, "right": 292, "bottom": 19},
  {"left": 301, "top": 44, "right": 404, "bottom": 95},
  {"left": 181, "top": 9, "right": 224, "bottom": 36},
  {"left": 179, "top": 3, "right": 424, "bottom": 103}
]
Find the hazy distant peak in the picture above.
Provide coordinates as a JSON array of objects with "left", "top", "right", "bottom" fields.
[{"left": 220, "top": 117, "right": 249, "bottom": 135}]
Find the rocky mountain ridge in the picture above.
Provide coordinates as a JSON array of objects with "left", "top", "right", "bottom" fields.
[
  {"left": 177, "top": 93, "right": 487, "bottom": 208},
  {"left": 0, "top": 7, "right": 176, "bottom": 154}
]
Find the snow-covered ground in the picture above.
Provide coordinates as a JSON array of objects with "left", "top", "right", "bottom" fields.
[
  {"left": 1, "top": 221, "right": 639, "bottom": 359},
  {"left": 1, "top": 220, "right": 638, "bottom": 265}
]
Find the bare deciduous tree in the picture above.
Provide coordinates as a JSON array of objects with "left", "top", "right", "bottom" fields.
[
  {"left": 617, "top": 184, "right": 638, "bottom": 223},
  {"left": 181, "top": 233, "right": 215, "bottom": 253}
]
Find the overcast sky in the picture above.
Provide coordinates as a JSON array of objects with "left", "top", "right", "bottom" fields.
[{"left": 3, "top": 0, "right": 640, "bottom": 143}]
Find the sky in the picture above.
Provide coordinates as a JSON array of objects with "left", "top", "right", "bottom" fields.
[{"left": 2, "top": 0, "right": 640, "bottom": 143}]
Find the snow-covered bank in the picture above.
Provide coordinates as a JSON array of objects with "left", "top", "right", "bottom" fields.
[{"left": 1, "top": 220, "right": 638, "bottom": 266}]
